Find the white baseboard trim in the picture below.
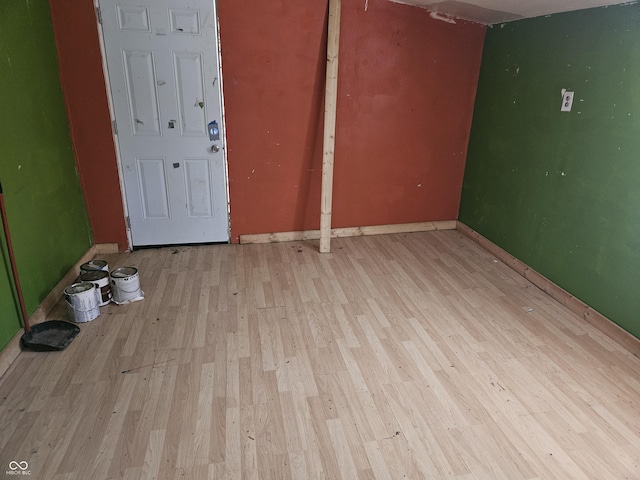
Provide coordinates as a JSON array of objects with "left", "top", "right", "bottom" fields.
[
  {"left": 456, "top": 221, "right": 640, "bottom": 356},
  {"left": 0, "top": 243, "right": 115, "bottom": 379},
  {"left": 239, "top": 220, "right": 457, "bottom": 244}
]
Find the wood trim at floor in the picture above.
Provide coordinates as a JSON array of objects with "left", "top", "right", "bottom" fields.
[
  {"left": 0, "top": 243, "right": 116, "bottom": 379},
  {"left": 94, "top": 243, "right": 119, "bottom": 255},
  {"left": 456, "top": 221, "right": 640, "bottom": 356},
  {"left": 239, "top": 221, "right": 458, "bottom": 244}
]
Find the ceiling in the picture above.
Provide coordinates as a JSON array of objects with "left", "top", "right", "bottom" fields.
[{"left": 390, "top": 0, "right": 634, "bottom": 24}]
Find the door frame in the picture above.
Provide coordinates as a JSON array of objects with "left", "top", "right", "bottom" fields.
[{"left": 93, "top": 0, "right": 231, "bottom": 250}]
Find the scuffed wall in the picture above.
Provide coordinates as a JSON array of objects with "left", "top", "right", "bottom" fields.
[
  {"left": 0, "top": 0, "right": 93, "bottom": 349},
  {"left": 219, "top": 0, "right": 485, "bottom": 241},
  {"left": 460, "top": 3, "right": 640, "bottom": 338},
  {"left": 49, "top": 0, "right": 129, "bottom": 252},
  {"left": 49, "top": 0, "right": 484, "bottom": 246}
]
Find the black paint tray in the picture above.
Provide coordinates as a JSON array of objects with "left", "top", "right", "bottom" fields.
[{"left": 21, "top": 320, "right": 80, "bottom": 351}]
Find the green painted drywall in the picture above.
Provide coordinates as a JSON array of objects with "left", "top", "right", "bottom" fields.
[
  {"left": 460, "top": 4, "right": 640, "bottom": 338},
  {"left": 0, "top": 0, "right": 93, "bottom": 350}
]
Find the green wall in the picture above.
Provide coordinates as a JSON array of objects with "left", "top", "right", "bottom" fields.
[
  {"left": 460, "top": 3, "right": 640, "bottom": 338},
  {"left": 0, "top": 0, "right": 93, "bottom": 350}
]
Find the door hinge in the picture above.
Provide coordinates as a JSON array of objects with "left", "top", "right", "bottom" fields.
[
  {"left": 96, "top": 6, "right": 102, "bottom": 24},
  {"left": 126, "top": 216, "right": 131, "bottom": 229},
  {"left": 112, "top": 120, "right": 118, "bottom": 135}
]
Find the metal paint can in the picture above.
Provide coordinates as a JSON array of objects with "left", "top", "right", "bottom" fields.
[
  {"left": 64, "top": 282, "right": 100, "bottom": 323},
  {"left": 79, "top": 270, "right": 112, "bottom": 306},
  {"left": 110, "top": 267, "right": 142, "bottom": 304},
  {"left": 80, "top": 259, "right": 109, "bottom": 273}
]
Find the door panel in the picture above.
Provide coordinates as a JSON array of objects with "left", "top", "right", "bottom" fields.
[
  {"left": 100, "top": 0, "right": 229, "bottom": 246},
  {"left": 174, "top": 53, "right": 206, "bottom": 136},
  {"left": 184, "top": 158, "right": 212, "bottom": 217},
  {"left": 137, "top": 158, "right": 169, "bottom": 219},
  {"left": 117, "top": 6, "right": 150, "bottom": 31},
  {"left": 169, "top": 9, "right": 200, "bottom": 34},
  {"left": 123, "top": 50, "right": 161, "bottom": 136}
]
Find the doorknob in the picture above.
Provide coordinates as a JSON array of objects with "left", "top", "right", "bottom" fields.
[{"left": 210, "top": 144, "right": 219, "bottom": 153}]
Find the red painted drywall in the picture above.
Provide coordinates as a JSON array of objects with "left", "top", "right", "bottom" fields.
[
  {"left": 218, "top": 0, "right": 329, "bottom": 241},
  {"left": 219, "top": 0, "right": 485, "bottom": 242},
  {"left": 48, "top": 0, "right": 129, "bottom": 252},
  {"left": 51, "top": 0, "right": 484, "bottom": 247}
]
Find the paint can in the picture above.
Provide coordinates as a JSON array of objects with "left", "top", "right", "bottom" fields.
[
  {"left": 79, "top": 270, "right": 112, "bottom": 306},
  {"left": 80, "top": 259, "right": 109, "bottom": 273},
  {"left": 64, "top": 282, "right": 100, "bottom": 323},
  {"left": 110, "top": 267, "right": 143, "bottom": 304}
]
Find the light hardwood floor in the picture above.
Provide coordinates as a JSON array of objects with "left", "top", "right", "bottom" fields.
[{"left": 1, "top": 231, "right": 639, "bottom": 479}]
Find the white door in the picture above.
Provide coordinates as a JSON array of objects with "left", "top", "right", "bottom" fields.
[{"left": 99, "top": 0, "right": 229, "bottom": 246}]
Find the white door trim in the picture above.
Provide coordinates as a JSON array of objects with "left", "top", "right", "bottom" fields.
[
  {"left": 213, "top": 8, "right": 231, "bottom": 238},
  {"left": 94, "top": 0, "right": 133, "bottom": 250}
]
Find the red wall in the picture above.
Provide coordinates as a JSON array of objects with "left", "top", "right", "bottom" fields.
[
  {"left": 51, "top": 0, "right": 484, "bottom": 247},
  {"left": 219, "top": 0, "right": 485, "bottom": 241},
  {"left": 218, "top": 1, "right": 329, "bottom": 240},
  {"left": 49, "top": 0, "right": 128, "bottom": 251}
]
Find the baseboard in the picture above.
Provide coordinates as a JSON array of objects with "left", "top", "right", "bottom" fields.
[
  {"left": 239, "top": 220, "right": 457, "bottom": 244},
  {"left": 0, "top": 243, "right": 112, "bottom": 379},
  {"left": 94, "top": 243, "right": 119, "bottom": 255},
  {"left": 456, "top": 221, "right": 640, "bottom": 356}
]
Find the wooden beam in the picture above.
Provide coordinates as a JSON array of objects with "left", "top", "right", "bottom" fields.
[
  {"left": 319, "top": 0, "right": 342, "bottom": 253},
  {"left": 239, "top": 220, "right": 457, "bottom": 245}
]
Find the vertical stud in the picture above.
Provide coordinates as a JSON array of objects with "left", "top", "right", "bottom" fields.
[{"left": 320, "top": 0, "right": 341, "bottom": 253}]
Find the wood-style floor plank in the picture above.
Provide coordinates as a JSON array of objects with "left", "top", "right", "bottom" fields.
[{"left": 1, "top": 231, "right": 639, "bottom": 479}]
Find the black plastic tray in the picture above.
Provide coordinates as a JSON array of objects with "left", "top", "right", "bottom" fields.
[{"left": 21, "top": 320, "right": 80, "bottom": 351}]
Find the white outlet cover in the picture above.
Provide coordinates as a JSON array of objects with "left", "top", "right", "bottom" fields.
[{"left": 561, "top": 91, "right": 574, "bottom": 112}]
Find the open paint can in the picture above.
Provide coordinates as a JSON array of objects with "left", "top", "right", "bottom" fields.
[
  {"left": 64, "top": 282, "right": 100, "bottom": 323},
  {"left": 79, "top": 269, "right": 112, "bottom": 306},
  {"left": 110, "top": 267, "right": 143, "bottom": 304},
  {"left": 80, "top": 259, "right": 109, "bottom": 273}
]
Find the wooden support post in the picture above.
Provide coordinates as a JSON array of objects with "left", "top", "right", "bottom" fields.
[{"left": 319, "top": 0, "right": 341, "bottom": 253}]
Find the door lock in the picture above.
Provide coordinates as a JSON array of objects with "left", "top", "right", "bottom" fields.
[{"left": 210, "top": 144, "right": 220, "bottom": 153}]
